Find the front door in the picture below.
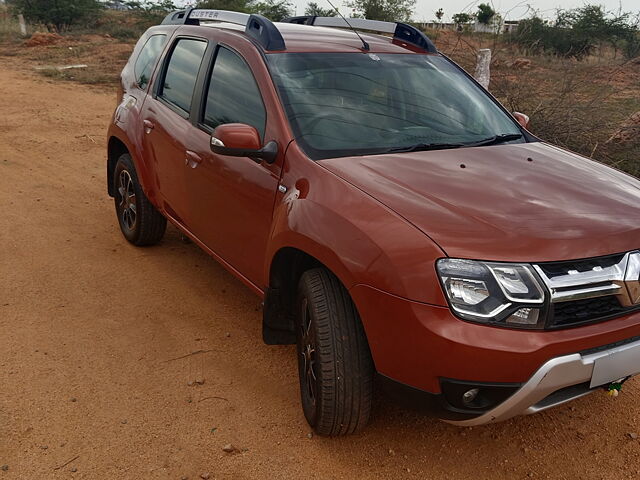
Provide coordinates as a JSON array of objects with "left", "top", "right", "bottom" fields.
[{"left": 186, "top": 45, "right": 281, "bottom": 285}]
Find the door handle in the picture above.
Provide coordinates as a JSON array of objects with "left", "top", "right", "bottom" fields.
[
  {"left": 143, "top": 119, "right": 155, "bottom": 131},
  {"left": 185, "top": 150, "right": 203, "bottom": 168}
]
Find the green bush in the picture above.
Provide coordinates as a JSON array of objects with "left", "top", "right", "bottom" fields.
[
  {"left": 7, "top": 0, "right": 103, "bottom": 31},
  {"left": 0, "top": 9, "right": 23, "bottom": 41},
  {"left": 624, "top": 33, "right": 640, "bottom": 60},
  {"left": 109, "top": 26, "right": 140, "bottom": 40},
  {"left": 510, "top": 17, "right": 593, "bottom": 59},
  {"left": 510, "top": 6, "right": 639, "bottom": 60},
  {"left": 123, "top": 0, "right": 176, "bottom": 27}
]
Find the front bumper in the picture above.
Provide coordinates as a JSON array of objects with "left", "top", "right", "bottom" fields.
[
  {"left": 350, "top": 284, "right": 640, "bottom": 423},
  {"left": 447, "top": 336, "right": 640, "bottom": 425}
]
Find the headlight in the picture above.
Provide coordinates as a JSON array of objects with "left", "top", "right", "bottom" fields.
[{"left": 436, "top": 258, "right": 546, "bottom": 328}]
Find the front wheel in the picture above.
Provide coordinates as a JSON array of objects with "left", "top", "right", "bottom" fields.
[{"left": 296, "top": 268, "right": 374, "bottom": 436}]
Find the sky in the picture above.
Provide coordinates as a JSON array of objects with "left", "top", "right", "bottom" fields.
[{"left": 285, "top": 0, "right": 640, "bottom": 22}]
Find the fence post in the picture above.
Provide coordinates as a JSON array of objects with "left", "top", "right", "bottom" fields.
[
  {"left": 18, "top": 14, "right": 27, "bottom": 36},
  {"left": 474, "top": 48, "right": 491, "bottom": 89}
]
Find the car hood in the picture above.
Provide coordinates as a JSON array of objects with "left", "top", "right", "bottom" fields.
[{"left": 319, "top": 142, "right": 640, "bottom": 262}]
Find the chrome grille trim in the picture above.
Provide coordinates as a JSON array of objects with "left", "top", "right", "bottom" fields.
[{"left": 534, "top": 251, "right": 640, "bottom": 307}]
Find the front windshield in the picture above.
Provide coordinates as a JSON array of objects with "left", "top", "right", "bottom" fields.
[{"left": 267, "top": 52, "right": 523, "bottom": 160}]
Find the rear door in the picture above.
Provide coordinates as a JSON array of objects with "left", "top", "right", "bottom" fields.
[{"left": 140, "top": 35, "right": 208, "bottom": 225}]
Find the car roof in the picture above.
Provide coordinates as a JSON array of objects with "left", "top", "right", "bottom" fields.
[
  {"left": 195, "top": 22, "right": 432, "bottom": 54},
  {"left": 273, "top": 22, "right": 432, "bottom": 53}
]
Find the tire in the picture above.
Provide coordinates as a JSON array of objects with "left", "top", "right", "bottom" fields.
[
  {"left": 296, "top": 268, "right": 374, "bottom": 436},
  {"left": 113, "top": 153, "right": 166, "bottom": 246}
]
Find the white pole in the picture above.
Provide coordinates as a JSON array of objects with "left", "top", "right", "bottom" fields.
[
  {"left": 18, "top": 14, "right": 27, "bottom": 36},
  {"left": 474, "top": 48, "right": 491, "bottom": 89}
]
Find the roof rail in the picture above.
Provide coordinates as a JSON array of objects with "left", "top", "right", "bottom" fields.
[
  {"left": 161, "top": 9, "right": 285, "bottom": 51},
  {"left": 284, "top": 16, "right": 437, "bottom": 53}
]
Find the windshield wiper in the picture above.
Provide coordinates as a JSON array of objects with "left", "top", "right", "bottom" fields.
[
  {"left": 465, "top": 133, "right": 523, "bottom": 147},
  {"left": 385, "top": 133, "right": 523, "bottom": 154},
  {"left": 386, "top": 142, "right": 465, "bottom": 153},
  {"left": 381, "top": 133, "right": 523, "bottom": 155}
]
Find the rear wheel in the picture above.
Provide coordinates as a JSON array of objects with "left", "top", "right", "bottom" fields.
[
  {"left": 114, "top": 154, "right": 166, "bottom": 246},
  {"left": 296, "top": 268, "right": 374, "bottom": 436}
]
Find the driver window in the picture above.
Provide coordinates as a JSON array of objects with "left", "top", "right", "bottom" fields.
[{"left": 203, "top": 47, "right": 266, "bottom": 141}]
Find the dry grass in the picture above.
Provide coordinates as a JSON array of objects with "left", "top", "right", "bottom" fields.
[
  {"left": 0, "top": 10, "right": 24, "bottom": 42},
  {"left": 0, "top": 33, "right": 133, "bottom": 87}
]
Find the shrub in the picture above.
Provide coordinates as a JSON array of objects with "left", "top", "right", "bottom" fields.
[
  {"left": 624, "top": 33, "right": 640, "bottom": 60},
  {"left": 510, "top": 17, "right": 593, "bottom": 59},
  {"left": 0, "top": 7, "right": 24, "bottom": 41},
  {"left": 123, "top": 0, "right": 177, "bottom": 27},
  {"left": 109, "top": 26, "right": 140, "bottom": 40},
  {"left": 510, "top": 7, "right": 639, "bottom": 60},
  {"left": 7, "top": 0, "right": 103, "bottom": 31}
]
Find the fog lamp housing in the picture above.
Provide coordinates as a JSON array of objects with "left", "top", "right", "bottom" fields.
[{"left": 440, "top": 379, "right": 521, "bottom": 413}]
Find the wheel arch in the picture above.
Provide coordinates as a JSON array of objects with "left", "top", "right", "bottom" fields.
[
  {"left": 107, "top": 136, "right": 130, "bottom": 197},
  {"left": 262, "top": 245, "right": 356, "bottom": 345}
]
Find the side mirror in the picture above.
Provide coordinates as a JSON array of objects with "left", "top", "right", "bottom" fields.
[
  {"left": 210, "top": 123, "right": 277, "bottom": 164},
  {"left": 512, "top": 111, "right": 530, "bottom": 129}
]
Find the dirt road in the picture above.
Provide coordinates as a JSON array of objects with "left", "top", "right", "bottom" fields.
[{"left": 1, "top": 63, "right": 639, "bottom": 480}]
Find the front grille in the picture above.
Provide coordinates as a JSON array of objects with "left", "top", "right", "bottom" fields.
[
  {"left": 549, "top": 296, "right": 628, "bottom": 328},
  {"left": 538, "top": 253, "right": 626, "bottom": 279},
  {"left": 533, "top": 250, "right": 640, "bottom": 329}
]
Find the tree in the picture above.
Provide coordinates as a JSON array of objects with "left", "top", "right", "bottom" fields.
[
  {"left": 452, "top": 12, "right": 471, "bottom": 25},
  {"left": 434, "top": 7, "right": 444, "bottom": 22},
  {"left": 304, "top": 2, "right": 336, "bottom": 17},
  {"left": 476, "top": 3, "right": 495, "bottom": 25},
  {"left": 124, "top": 0, "right": 176, "bottom": 12},
  {"left": 557, "top": 4, "right": 636, "bottom": 54},
  {"left": 9, "top": 0, "right": 103, "bottom": 31},
  {"left": 254, "top": 0, "right": 292, "bottom": 20},
  {"left": 198, "top": 0, "right": 291, "bottom": 19},
  {"left": 197, "top": 0, "right": 254, "bottom": 13},
  {"left": 346, "top": 0, "right": 415, "bottom": 22},
  {"left": 124, "top": 0, "right": 176, "bottom": 25}
]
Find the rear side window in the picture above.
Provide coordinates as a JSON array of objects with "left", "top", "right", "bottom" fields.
[
  {"left": 134, "top": 34, "right": 166, "bottom": 89},
  {"left": 159, "top": 38, "right": 207, "bottom": 114},
  {"left": 203, "top": 47, "right": 266, "bottom": 140}
]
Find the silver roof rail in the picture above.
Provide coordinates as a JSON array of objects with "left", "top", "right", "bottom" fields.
[
  {"left": 161, "top": 8, "right": 285, "bottom": 51},
  {"left": 283, "top": 16, "right": 438, "bottom": 53}
]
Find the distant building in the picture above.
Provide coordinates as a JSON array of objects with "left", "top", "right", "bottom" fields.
[
  {"left": 502, "top": 20, "right": 520, "bottom": 34},
  {"left": 418, "top": 22, "right": 456, "bottom": 31},
  {"left": 472, "top": 19, "right": 519, "bottom": 34}
]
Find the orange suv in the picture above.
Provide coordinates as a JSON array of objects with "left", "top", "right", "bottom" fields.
[{"left": 107, "top": 9, "right": 640, "bottom": 436}]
